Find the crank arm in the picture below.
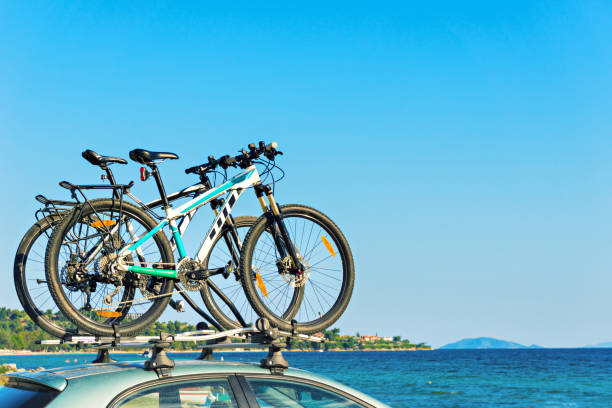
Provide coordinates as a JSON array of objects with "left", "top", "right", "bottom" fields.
[
  {"left": 185, "top": 261, "right": 234, "bottom": 281},
  {"left": 185, "top": 267, "right": 225, "bottom": 281}
]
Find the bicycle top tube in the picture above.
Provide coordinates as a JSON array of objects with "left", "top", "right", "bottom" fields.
[
  {"left": 141, "top": 183, "right": 209, "bottom": 210},
  {"left": 170, "top": 167, "right": 257, "bottom": 217},
  {"left": 119, "top": 166, "right": 259, "bottom": 259}
]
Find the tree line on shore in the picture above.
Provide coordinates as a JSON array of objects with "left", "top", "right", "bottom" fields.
[{"left": 0, "top": 307, "right": 429, "bottom": 351}]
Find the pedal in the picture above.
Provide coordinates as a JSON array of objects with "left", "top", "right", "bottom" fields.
[
  {"left": 222, "top": 260, "right": 234, "bottom": 279},
  {"left": 169, "top": 299, "right": 186, "bottom": 312}
]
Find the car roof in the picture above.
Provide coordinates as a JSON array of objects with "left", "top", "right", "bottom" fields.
[{"left": 4, "top": 359, "right": 389, "bottom": 407}]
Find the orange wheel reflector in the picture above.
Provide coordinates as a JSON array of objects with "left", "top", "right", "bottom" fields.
[
  {"left": 90, "top": 220, "right": 117, "bottom": 228},
  {"left": 321, "top": 236, "right": 336, "bottom": 257},
  {"left": 95, "top": 310, "right": 122, "bottom": 318},
  {"left": 255, "top": 273, "right": 268, "bottom": 298}
]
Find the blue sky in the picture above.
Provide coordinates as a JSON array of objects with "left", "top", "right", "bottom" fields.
[{"left": 1, "top": 1, "right": 611, "bottom": 347}]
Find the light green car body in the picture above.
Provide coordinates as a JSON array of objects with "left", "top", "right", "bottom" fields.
[{"left": 3, "top": 359, "right": 390, "bottom": 407}]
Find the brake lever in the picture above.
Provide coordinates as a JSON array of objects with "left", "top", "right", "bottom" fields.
[{"left": 265, "top": 149, "right": 282, "bottom": 160}]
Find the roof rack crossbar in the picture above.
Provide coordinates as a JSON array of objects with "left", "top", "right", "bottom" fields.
[{"left": 36, "top": 318, "right": 324, "bottom": 376}]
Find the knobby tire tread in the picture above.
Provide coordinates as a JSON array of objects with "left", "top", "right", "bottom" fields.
[{"left": 14, "top": 214, "right": 76, "bottom": 338}]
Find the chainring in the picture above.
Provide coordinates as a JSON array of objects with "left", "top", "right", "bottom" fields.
[{"left": 177, "top": 258, "right": 206, "bottom": 291}]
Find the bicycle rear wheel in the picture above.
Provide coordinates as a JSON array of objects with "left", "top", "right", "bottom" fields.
[
  {"left": 14, "top": 214, "right": 78, "bottom": 338},
  {"left": 240, "top": 204, "right": 354, "bottom": 334},
  {"left": 45, "top": 198, "right": 175, "bottom": 336}
]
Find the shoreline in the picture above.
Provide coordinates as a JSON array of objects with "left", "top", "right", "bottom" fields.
[{"left": 0, "top": 348, "right": 432, "bottom": 356}]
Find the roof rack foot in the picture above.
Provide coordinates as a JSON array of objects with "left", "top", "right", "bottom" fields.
[
  {"left": 144, "top": 336, "right": 174, "bottom": 378},
  {"left": 198, "top": 348, "right": 214, "bottom": 361},
  {"left": 92, "top": 346, "right": 116, "bottom": 364},
  {"left": 260, "top": 344, "right": 289, "bottom": 375}
]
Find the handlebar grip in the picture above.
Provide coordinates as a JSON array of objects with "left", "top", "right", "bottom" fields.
[{"left": 265, "top": 142, "right": 278, "bottom": 152}]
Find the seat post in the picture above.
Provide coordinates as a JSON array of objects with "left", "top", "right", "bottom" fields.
[
  {"left": 150, "top": 165, "right": 170, "bottom": 208},
  {"left": 103, "top": 165, "right": 117, "bottom": 185},
  {"left": 102, "top": 165, "right": 120, "bottom": 199}
]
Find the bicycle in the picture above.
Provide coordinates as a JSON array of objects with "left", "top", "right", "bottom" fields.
[
  {"left": 16, "top": 150, "right": 260, "bottom": 337},
  {"left": 45, "top": 142, "right": 354, "bottom": 335},
  {"left": 14, "top": 150, "right": 132, "bottom": 338}
]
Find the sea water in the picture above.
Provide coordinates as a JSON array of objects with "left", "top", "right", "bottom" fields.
[{"left": 2, "top": 349, "right": 611, "bottom": 407}]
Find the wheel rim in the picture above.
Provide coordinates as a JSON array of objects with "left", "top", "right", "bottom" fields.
[{"left": 17, "top": 217, "right": 78, "bottom": 336}]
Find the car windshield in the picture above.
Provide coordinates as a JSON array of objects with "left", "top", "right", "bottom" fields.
[{"left": 0, "top": 381, "right": 60, "bottom": 408}]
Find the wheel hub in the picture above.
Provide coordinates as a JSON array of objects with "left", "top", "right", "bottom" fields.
[
  {"left": 279, "top": 255, "right": 310, "bottom": 287},
  {"left": 95, "top": 252, "right": 125, "bottom": 284}
]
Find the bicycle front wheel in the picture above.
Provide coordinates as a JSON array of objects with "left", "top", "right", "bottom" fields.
[
  {"left": 240, "top": 204, "right": 354, "bottom": 334},
  {"left": 45, "top": 198, "right": 175, "bottom": 336}
]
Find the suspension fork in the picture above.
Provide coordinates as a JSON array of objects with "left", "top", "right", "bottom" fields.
[
  {"left": 254, "top": 184, "right": 287, "bottom": 260},
  {"left": 255, "top": 183, "right": 304, "bottom": 273}
]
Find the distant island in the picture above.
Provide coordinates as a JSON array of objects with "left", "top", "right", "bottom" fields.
[
  {"left": 0, "top": 307, "right": 430, "bottom": 352},
  {"left": 441, "top": 337, "right": 542, "bottom": 349},
  {"left": 583, "top": 342, "right": 612, "bottom": 348}
]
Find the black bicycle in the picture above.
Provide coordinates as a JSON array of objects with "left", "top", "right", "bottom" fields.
[{"left": 15, "top": 150, "right": 266, "bottom": 337}]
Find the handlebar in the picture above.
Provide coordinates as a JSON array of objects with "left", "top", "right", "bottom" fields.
[
  {"left": 184, "top": 155, "right": 219, "bottom": 175},
  {"left": 185, "top": 141, "right": 282, "bottom": 175}
]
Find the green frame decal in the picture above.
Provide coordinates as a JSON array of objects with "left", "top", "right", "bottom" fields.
[{"left": 128, "top": 265, "right": 177, "bottom": 278}]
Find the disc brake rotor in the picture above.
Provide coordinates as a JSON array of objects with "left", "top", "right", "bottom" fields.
[{"left": 279, "top": 255, "right": 310, "bottom": 287}]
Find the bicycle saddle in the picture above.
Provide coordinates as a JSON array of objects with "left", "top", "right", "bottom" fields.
[
  {"left": 82, "top": 149, "right": 128, "bottom": 166},
  {"left": 129, "top": 149, "right": 179, "bottom": 164}
]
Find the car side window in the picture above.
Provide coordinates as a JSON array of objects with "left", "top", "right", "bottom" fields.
[
  {"left": 246, "top": 378, "right": 365, "bottom": 408},
  {"left": 114, "top": 378, "right": 238, "bottom": 408}
]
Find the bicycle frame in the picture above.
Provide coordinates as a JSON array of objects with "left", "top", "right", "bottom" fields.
[
  {"left": 50, "top": 162, "right": 253, "bottom": 329},
  {"left": 115, "top": 166, "right": 260, "bottom": 277}
]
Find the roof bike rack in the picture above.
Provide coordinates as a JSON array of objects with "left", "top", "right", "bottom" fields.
[{"left": 38, "top": 318, "right": 324, "bottom": 378}]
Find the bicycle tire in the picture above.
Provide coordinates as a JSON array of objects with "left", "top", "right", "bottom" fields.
[
  {"left": 45, "top": 198, "right": 175, "bottom": 336},
  {"left": 239, "top": 204, "right": 354, "bottom": 334},
  {"left": 14, "top": 214, "right": 78, "bottom": 338},
  {"left": 200, "top": 216, "right": 302, "bottom": 329}
]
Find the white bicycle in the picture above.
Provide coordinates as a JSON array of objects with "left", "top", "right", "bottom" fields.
[{"left": 45, "top": 142, "right": 354, "bottom": 335}]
